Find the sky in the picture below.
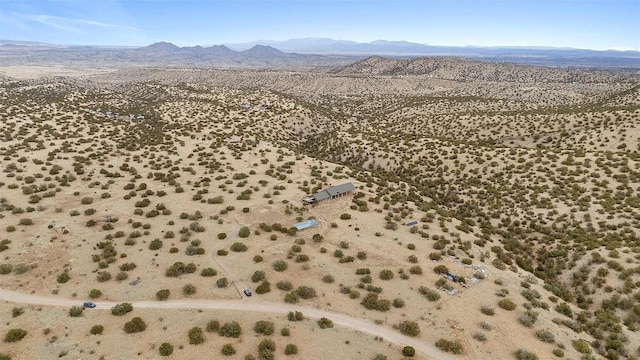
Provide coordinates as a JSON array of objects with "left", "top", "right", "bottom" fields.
[{"left": 0, "top": 0, "right": 638, "bottom": 50}]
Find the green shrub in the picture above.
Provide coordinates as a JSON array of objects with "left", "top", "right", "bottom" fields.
[
  {"left": 216, "top": 277, "right": 228, "bottom": 288},
  {"left": 159, "top": 342, "right": 173, "bottom": 356},
  {"left": 183, "top": 284, "right": 196, "bottom": 296},
  {"left": 498, "top": 298, "right": 517, "bottom": 310},
  {"left": 402, "top": 346, "right": 416, "bottom": 357},
  {"left": 435, "top": 339, "right": 463, "bottom": 354},
  {"left": 379, "top": 269, "right": 394, "bottom": 280},
  {"left": 273, "top": 260, "right": 288, "bottom": 272},
  {"left": 256, "top": 280, "right": 271, "bottom": 294},
  {"left": 4, "top": 329, "right": 27, "bottom": 342},
  {"left": 219, "top": 321, "right": 241, "bottom": 338},
  {"left": 188, "top": 327, "right": 205, "bottom": 344},
  {"left": 149, "top": 239, "right": 163, "bottom": 250},
  {"left": 398, "top": 321, "right": 420, "bottom": 337},
  {"left": 284, "top": 344, "right": 298, "bottom": 355},
  {"left": 535, "top": 329, "right": 555, "bottom": 343},
  {"left": 287, "top": 311, "right": 304, "bottom": 321},
  {"left": 238, "top": 226, "right": 251, "bottom": 238},
  {"left": 57, "top": 272, "right": 70, "bottom": 284},
  {"left": 230, "top": 242, "right": 248, "bottom": 252},
  {"left": 69, "top": 306, "right": 84, "bottom": 317},
  {"left": 340, "top": 213, "right": 351, "bottom": 220},
  {"left": 156, "top": 289, "right": 170, "bottom": 301},
  {"left": 514, "top": 348, "right": 538, "bottom": 360},
  {"left": 572, "top": 339, "right": 592, "bottom": 354},
  {"left": 206, "top": 320, "right": 220, "bottom": 332},
  {"left": 317, "top": 317, "right": 333, "bottom": 329},
  {"left": 221, "top": 344, "right": 236, "bottom": 356},
  {"left": 123, "top": 317, "right": 146, "bottom": 333},
  {"left": 419, "top": 286, "right": 441, "bottom": 301},
  {"left": 254, "top": 320, "right": 275, "bottom": 335},
  {"left": 201, "top": 268, "right": 217, "bottom": 277},
  {"left": 111, "top": 302, "right": 133, "bottom": 316},
  {"left": 90, "top": 325, "right": 104, "bottom": 335}
]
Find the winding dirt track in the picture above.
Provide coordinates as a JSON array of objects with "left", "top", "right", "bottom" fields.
[{"left": 0, "top": 288, "right": 453, "bottom": 360}]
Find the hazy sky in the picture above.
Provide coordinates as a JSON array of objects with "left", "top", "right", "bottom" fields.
[{"left": 1, "top": 0, "right": 638, "bottom": 50}]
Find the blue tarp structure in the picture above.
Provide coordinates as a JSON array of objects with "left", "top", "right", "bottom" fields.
[
  {"left": 293, "top": 219, "right": 319, "bottom": 231},
  {"left": 406, "top": 221, "right": 418, "bottom": 226}
]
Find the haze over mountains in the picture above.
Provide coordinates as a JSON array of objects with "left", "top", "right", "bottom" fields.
[{"left": 1, "top": 38, "right": 639, "bottom": 69}]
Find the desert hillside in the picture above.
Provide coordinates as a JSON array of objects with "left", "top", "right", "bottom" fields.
[{"left": 0, "top": 60, "right": 639, "bottom": 360}]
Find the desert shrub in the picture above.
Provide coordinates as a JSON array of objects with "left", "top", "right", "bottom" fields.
[
  {"left": 57, "top": 272, "right": 70, "bottom": 284},
  {"left": 379, "top": 269, "right": 394, "bottom": 280},
  {"left": 221, "top": 343, "right": 236, "bottom": 355},
  {"left": 256, "top": 280, "right": 271, "bottom": 294},
  {"left": 217, "top": 233, "right": 227, "bottom": 240},
  {"left": 89, "top": 289, "right": 102, "bottom": 299},
  {"left": 481, "top": 306, "right": 495, "bottom": 315},
  {"left": 252, "top": 271, "right": 266, "bottom": 282},
  {"left": 287, "top": 311, "right": 304, "bottom": 321},
  {"left": 361, "top": 293, "right": 391, "bottom": 312},
  {"left": 183, "top": 284, "right": 196, "bottom": 296},
  {"left": 69, "top": 306, "right": 84, "bottom": 317},
  {"left": 317, "top": 317, "right": 333, "bottom": 329},
  {"left": 159, "top": 342, "right": 173, "bottom": 356},
  {"left": 472, "top": 332, "right": 487, "bottom": 342},
  {"left": 96, "top": 271, "right": 111, "bottom": 282},
  {"left": 188, "top": 327, "right": 205, "bottom": 345},
  {"left": 219, "top": 321, "right": 241, "bottom": 338},
  {"left": 398, "top": 321, "right": 420, "bottom": 336},
  {"left": 519, "top": 310, "right": 538, "bottom": 327},
  {"left": 253, "top": 255, "right": 263, "bottom": 263},
  {"left": 0, "top": 264, "right": 13, "bottom": 275},
  {"left": 217, "top": 249, "right": 228, "bottom": 256},
  {"left": 514, "top": 348, "right": 538, "bottom": 360},
  {"left": 201, "top": 268, "right": 217, "bottom": 277},
  {"left": 285, "top": 343, "right": 298, "bottom": 355},
  {"left": 402, "top": 346, "right": 416, "bottom": 357},
  {"left": 116, "top": 271, "right": 128, "bottom": 281},
  {"left": 552, "top": 348, "right": 564, "bottom": 357},
  {"left": 19, "top": 218, "right": 33, "bottom": 226},
  {"left": 206, "top": 320, "right": 220, "bottom": 332},
  {"left": 111, "top": 303, "right": 133, "bottom": 316},
  {"left": 149, "top": 239, "right": 163, "bottom": 250},
  {"left": 373, "top": 355, "right": 387, "bottom": 360},
  {"left": 230, "top": 242, "right": 248, "bottom": 252},
  {"left": 90, "top": 325, "right": 104, "bottom": 335},
  {"left": 153, "top": 287, "right": 171, "bottom": 300},
  {"left": 498, "top": 299, "right": 517, "bottom": 310},
  {"left": 295, "top": 286, "right": 316, "bottom": 299},
  {"left": 419, "top": 286, "right": 441, "bottom": 301},
  {"left": 433, "top": 264, "right": 449, "bottom": 275},
  {"left": 322, "top": 274, "right": 335, "bottom": 284},
  {"left": 572, "top": 339, "right": 592, "bottom": 354},
  {"left": 238, "top": 226, "right": 251, "bottom": 238},
  {"left": 11, "top": 307, "right": 23, "bottom": 318},
  {"left": 4, "top": 329, "right": 27, "bottom": 342},
  {"left": 216, "top": 277, "right": 228, "bottom": 288},
  {"left": 409, "top": 265, "right": 423, "bottom": 275},
  {"left": 274, "top": 281, "right": 292, "bottom": 292},
  {"left": 254, "top": 320, "right": 275, "bottom": 335},
  {"left": 281, "top": 327, "right": 290, "bottom": 336},
  {"left": 123, "top": 317, "right": 146, "bottom": 333},
  {"left": 393, "top": 298, "right": 406, "bottom": 308},
  {"left": 535, "top": 329, "right": 555, "bottom": 343},
  {"left": 273, "top": 260, "right": 288, "bottom": 272},
  {"left": 435, "top": 339, "right": 463, "bottom": 354},
  {"left": 340, "top": 213, "right": 351, "bottom": 220}
]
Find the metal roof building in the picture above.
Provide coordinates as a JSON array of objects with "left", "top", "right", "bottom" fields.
[{"left": 308, "top": 182, "right": 356, "bottom": 203}]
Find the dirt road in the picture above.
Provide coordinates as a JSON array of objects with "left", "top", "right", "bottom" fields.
[{"left": 0, "top": 288, "right": 453, "bottom": 360}]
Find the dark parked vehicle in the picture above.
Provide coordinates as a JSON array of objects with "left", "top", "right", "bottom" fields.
[
  {"left": 83, "top": 302, "right": 96, "bottom": 308},
  {"left": 243, "top": 289, "right": 252, "bottom": 297}
]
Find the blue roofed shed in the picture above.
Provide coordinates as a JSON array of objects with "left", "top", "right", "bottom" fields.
[{"left": 293, "top": 219, "right": 319, "bottom": 231}]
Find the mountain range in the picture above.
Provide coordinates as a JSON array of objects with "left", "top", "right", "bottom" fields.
[{"left": 1, "top": 38, "right": 639, "bottom": 69}]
